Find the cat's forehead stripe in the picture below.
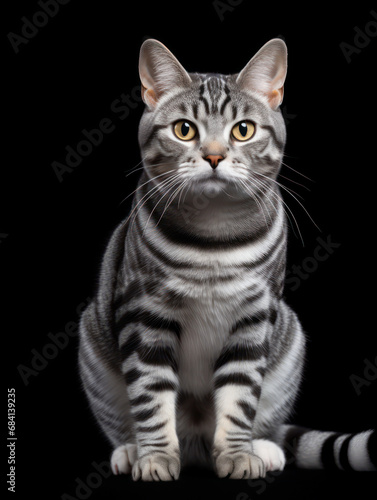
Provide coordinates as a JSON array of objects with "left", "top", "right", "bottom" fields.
[{"left": 196, "top": 75, "right": 232, "bottom": 116}]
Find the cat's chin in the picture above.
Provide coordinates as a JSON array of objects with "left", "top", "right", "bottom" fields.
[
  {"left": 200, "top": 181, "right": 226, "bottom": 197},
  {"left": 190, "top": 175, "right": 231, "bottom": 195},
  {"left": 189, "top": 176, "right": 248, "bottom": 201}
]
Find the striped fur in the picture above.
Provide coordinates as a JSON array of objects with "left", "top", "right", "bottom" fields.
[{"left": 79, "top": 39, "right": 376, "bottom": 481}]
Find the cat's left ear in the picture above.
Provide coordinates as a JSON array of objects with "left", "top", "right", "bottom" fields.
[
  {"left": 139, "top": 39, "right": 192, "bottom": 109},
  {"left": 236, "top": 38, "right": 287, "bottom": 110}
]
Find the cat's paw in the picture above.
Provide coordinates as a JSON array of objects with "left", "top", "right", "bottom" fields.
[
  {"left": 252, "top": 439, "right": 286, "bottom": 472},
  {"left": 215, "top": 451, "right": 266, "bottom": 479},
  {"left": 111, "top": 443, "right": 137, "bottom": 475},
  {"left": 132, "top": 453, "right": 180, "bottom": 481}
]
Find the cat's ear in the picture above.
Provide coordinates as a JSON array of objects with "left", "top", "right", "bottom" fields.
[
  {"left": 139, "top": 39, "right": 192, "bottom": 109},
  {"left": 236, "top": 38, "right": 287, "bottom": 110}
]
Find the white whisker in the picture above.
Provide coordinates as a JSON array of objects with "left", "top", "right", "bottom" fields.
[
  {"left": 142, "top": 175, "right": 183, "bottom": 232},
  {"left": 120, "top": 169, "right": 176, "bottom": 205},
  {"left": 281, "top": 158, "right": 314, "bottom": 182},
  {"left": 237, "top": 178, "right": 271, "bottom": 230},
  {"left": 278, "top": 173, "right": 311, "bottom": 192},
  {"left": 125, "top": 173, "right": 180, "bottom": 231},
  {"left": 155, "top": 179, "right": 190, "bottom": 228},
  {"left": 252, "top": 175, "right": 305, "bottom": 246},
  {"left": 256, "top": 171, "right": 320, "bottom": 233}
]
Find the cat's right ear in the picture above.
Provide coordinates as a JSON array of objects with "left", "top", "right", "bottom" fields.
[{"left": 139, "top": 39, "right": 192, "bottom": 109}]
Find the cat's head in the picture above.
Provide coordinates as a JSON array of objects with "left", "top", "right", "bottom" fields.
[{"left": 138, "top": 38, "right": 287, "bottom": 200}]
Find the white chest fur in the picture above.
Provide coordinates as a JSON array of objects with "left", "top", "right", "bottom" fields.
[{"left": 177, "top": 295, "right": 235, "bottom": 395}]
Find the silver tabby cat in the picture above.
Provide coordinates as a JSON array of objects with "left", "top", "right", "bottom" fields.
[{"left": 79, "top": 39, "right": 376, "bottom": 480}]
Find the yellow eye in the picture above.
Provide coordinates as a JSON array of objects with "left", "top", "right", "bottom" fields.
[
  {"left": 231, "top": 121, "right": 255, "bottom": 141},
  {"left": 173, "top": 120, "right": 197, "bottom": 141}
]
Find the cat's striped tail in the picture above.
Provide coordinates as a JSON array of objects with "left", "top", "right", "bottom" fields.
[{"left": 279, "top": 426, "right": 376, "bottom": 471}]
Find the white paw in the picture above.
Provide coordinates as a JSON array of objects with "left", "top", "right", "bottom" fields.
[
  {"left": 111, "top": 443, "right": 137, "bottom": 475},
  {"left": 215, "top": 451, "right": 266, "bottom": 479},
  {"left": 252, "top": 439, "right": 286, "bottom": 472},
  {"left": 132, "top": 453, "right": 180, "bottom": 481}
]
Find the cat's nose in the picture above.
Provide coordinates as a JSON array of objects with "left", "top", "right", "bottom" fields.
[{"left": 204, "top": 154, "right": 224, "bottom": 169}]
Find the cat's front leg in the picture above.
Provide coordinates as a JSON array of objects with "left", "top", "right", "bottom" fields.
[
  {"left": 212, "top": 326, "right": 269, "bottom": 479},
  {"left": 121, "top": 331, "right": 181, "bottom": 481}
]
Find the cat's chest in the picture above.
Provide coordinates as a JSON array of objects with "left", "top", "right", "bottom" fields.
[{"left": 177, "top": 296, "right": 235, "bottom": 395}]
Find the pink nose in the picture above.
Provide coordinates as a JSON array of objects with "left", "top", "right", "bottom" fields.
[{"left": 204, "top": 154, "right": 224, "bottom": 169}]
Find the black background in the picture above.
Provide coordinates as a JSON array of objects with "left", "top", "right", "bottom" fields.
[{"left": 3, "top": 1, "right": 377, "bottom": 499}]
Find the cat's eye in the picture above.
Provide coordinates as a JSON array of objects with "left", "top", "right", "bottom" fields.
[
  {"left": 231, "top": 121, "right": 255, "bottom": 141},
  {"left": 173, "top": 120, "right": 197, "bottom": 141}
]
